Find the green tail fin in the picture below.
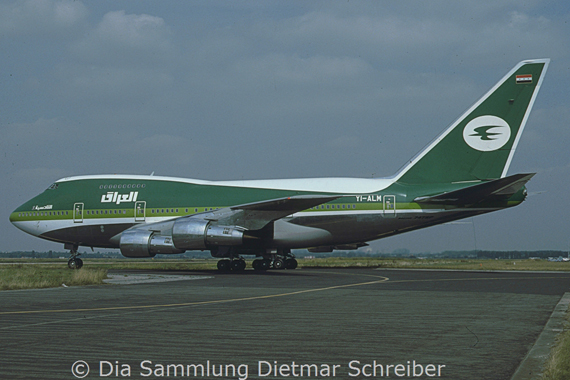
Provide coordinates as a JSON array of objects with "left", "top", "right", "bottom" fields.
[{"left": 396, "top": 59, "right": 549, "bottom": 184}]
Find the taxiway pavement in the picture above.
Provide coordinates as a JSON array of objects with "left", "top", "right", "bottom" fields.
[{"left": 1, "top": 268, "right": 569, "bottom": 379}]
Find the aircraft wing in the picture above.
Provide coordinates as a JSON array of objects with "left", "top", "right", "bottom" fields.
[
  {"left": 202, "top": 194, "right": 343, "bottom": 230},
  {"left": 414, "top": 173, "right": 535, "bottom": 206}
]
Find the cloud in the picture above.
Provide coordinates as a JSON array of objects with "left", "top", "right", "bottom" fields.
[
  {"left": 72, "top": 10, "right": 173, "bottom": 66},
  {"left": 0, "top": 0, "right": 87, "bottom": 37},
  {"left": 41, "top": 9, "right": 177, "bottom": 114}
]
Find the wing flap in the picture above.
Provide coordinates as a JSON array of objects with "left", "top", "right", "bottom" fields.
[{"left": 414, "top": 173, "right": 535, "bottom": 205}]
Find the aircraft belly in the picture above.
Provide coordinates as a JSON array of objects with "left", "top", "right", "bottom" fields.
[
  {"left": 288, "top": 213, "right": 402, "bottom": 245},
  {"left": 289, "top": 208, "right": 494, "bottom": 246},
  {"left": 272, "top": 220, "right": 334, "bottom": 248},
  {"left": 40, "top": 223, "right": 134, "bottom": 248}
]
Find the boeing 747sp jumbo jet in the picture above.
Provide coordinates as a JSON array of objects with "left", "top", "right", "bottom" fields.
[{"left": 11, "top": 59, "right": 549, "bottom": 270}]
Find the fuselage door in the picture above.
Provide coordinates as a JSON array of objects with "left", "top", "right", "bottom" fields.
[
  {"left": 73, "top": 203, "right": 84, "bottom": 223},
  {"left": 383, "top": 195, "right": 396, "bottom": 217},
  {"left": 135, "top": 201, "right": 146, "bottom": 222}
]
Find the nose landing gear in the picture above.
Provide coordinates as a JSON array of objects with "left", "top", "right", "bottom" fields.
[
  {"left": 68, "top": 257, "right": 83, "bottom": 269},
  {"left": 65, "top": 243, "right": 83, "bottom": 269}
]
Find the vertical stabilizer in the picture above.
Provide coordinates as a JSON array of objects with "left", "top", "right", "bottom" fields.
[{"left": 396, "top": 59, "right": 549, "bottom": 184}]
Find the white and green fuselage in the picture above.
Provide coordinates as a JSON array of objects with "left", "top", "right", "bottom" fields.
[
  {"left": 10, "top": 59, "right": 549, "bottom": 269},
  {"left": 9, "top": 174, "right": 527, "bottom": 249}
]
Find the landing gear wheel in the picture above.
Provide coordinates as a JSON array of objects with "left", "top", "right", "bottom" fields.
[
  {"left": 67, "top": 258, "right": 81, "bottom": 270},
  {"left": 217, "top": 259, "right": 231, "bottom": 271},
  {"left": 65, "top": 243, "right": 81, "bottom": 270},
  {"left": 253, "top": 259, "right": 270, "bottom": 271},
  {"left": 231, "top": 259, "right": 246, "bottom": 272},
  {"left": 284, "top": 258, "right": 298, "bottom": 269},
  {"left": 273, "top": 258, "right": 284, "bottom": 270}
]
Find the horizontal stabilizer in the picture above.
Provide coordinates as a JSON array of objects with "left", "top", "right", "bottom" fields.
[{"left": 414, "top": 173, "right": 535, "bottom": 206}]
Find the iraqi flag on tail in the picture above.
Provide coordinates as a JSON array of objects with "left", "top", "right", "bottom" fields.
[{"left": 516, "top": 74, "right": 532, "bottom": 84}]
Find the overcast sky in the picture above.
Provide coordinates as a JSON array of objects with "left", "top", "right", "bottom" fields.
[{"left": 1, "top": 0, "right": 569, "bottom": 254}]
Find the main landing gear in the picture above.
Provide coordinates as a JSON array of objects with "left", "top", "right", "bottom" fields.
[
  {"left": 65, "top": 243, "right": 83, "bottom": 270},
  {"left": 260, "top": 249, "right": 297, "bottom": 270},
  {"left": 216, "top": 250, "right": 298, "bottom": 272},
  {"left": 217, "top": 258, "right": 246, "bottom": 272},
  {"left": 251, "top": 257, "right": 297, "bottom": 270}
]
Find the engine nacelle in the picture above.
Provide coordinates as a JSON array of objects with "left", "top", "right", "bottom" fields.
[
  {"left": 172, "top": 218, "right": 244, "bottom": 250},
  {"left": 120, "top": 229, "right": 185, "bottom": 258}
]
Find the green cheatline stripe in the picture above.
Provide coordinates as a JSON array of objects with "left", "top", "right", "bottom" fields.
[{"left": 12, "top": 199, "right": 524, "bottom": 223}]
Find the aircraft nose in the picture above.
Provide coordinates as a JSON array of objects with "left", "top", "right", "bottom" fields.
[
  {"left": 9, "top": 207, "right": 21, "bottom": 224},
  {"left": 10, "top": 206, "right": 38, "bottom": 236}
]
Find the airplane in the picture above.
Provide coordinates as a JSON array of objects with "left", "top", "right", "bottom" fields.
[{"left": 10, "top": 59, "right": 549, "bottom": 271}]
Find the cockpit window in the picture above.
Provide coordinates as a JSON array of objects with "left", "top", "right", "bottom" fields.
[{"left": 47, "top": 183, "right": 59, "bottom": 190}]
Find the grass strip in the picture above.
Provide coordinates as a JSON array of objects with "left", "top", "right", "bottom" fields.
[
  {"left": 0, "top": 265, "right": 108, "bottom": 290},
  {"left": 540, "top": 304, "right": 570, "bottom": 380},
  {"left": 297, "top": 257, "right": 570, "bottom": 271}
]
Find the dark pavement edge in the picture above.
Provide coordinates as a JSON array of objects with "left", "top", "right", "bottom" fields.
[{"left": 511, "top": 292, "right": 570, "bottom": 380}]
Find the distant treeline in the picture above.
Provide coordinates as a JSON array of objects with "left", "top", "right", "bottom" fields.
[
  {"left": 1, "top": 250, "right": 567, "bottom": 260},
  {"left": 295, "top": 250, "right": 569, "bottom": 259}
]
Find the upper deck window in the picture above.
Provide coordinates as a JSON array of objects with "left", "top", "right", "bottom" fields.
[{"left": 99, "top": 183, "right": 146, "bottom": 189}]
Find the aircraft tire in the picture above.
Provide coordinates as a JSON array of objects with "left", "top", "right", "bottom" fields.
[
  {"left": 217, "top": 259, "right": 231, "bottom": 271},
  {"left": 252, "top": 259, "right": 269, "bottom": 271},
  {"left": 273, "top": 258, "right": 284, "bottom": 269},
  {"left": 285, "top": 258, "right": 298, "bottom": 270},
  {"left": 252, "top": 259, "right": 263, "bottom": 271},
  {"left": 231, "top": 259, "right": 246, "bottom": 272},
  {"left": 67, "top": 258, "right": 76, "bottom": 270},
  {"left": 76, "top": 258, "right": 83, "bottom": 269}
]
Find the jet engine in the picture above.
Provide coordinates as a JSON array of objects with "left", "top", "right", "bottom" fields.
[
  {"left": 120, "top": 230, "right": 184, "bottom": 258},
  {"left": 119, "top": 218, "right": 244, "bottom": 258},
  {"left": 172, "top": 219, "right": 244, "bottom": 249}
]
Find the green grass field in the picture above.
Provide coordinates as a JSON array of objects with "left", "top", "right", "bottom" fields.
[{"left": 0, "top": 264, "right": 107, "bottom": 290}]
